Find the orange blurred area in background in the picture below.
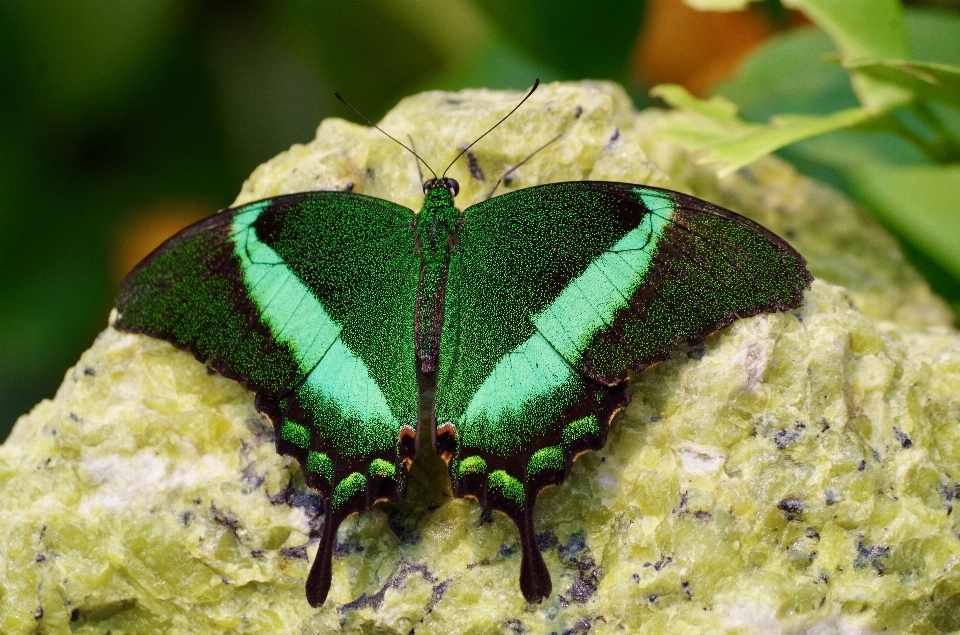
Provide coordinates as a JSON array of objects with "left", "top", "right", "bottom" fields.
[
  {"left": 115, "top": 201, "right": 213, "bottom": 281},
  {"left": 632, "top": 0, "right": 806, "bottom": 96}
]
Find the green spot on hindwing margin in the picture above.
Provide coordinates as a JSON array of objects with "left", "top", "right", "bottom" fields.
[
  {"left": 306, "top": 451, "right": 334, "bottom": 483},
  {"left": 457, "top": 455, "right": 487, "bottom": 478},
  {"left": 368, "top": 458, "right": 396, "bottom": 481},
  {"left": 281, "top": 420, "right": 310, "bottom": 449},
  {"left": 562, "top": 415, "right": 600, "bottom": 447},
  {"left": 527, "top": 446, "right": 564, "bottom": 477},
  {"left": 488, "top": 470, "right": 524, "bottom": 507},
  {"left": 333, "top": 472, "right": 366, "bottom": 509}
]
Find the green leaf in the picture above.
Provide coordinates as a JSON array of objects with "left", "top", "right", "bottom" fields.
[
  {"left": 683, "top": 0, "right": 912, "bottom": 109},
  {"left": 652, "top": 84, "right": 876, "bottom": 176},
  {"left": 782, "top": 0, "right": 909, "bottom": 60},
  {"left": 845, "top": 163, "right": 960, "bottom": 282},
  {"left": 780, "top": 0, "right": 912, "bottom": 110},
  {"left": 845, "top": 59, "right": 960, "bottom": 109}
]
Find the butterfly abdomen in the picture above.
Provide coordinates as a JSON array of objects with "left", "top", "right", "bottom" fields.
[{"left": 412, "top": 186, "right": 462, "bottom": 411}]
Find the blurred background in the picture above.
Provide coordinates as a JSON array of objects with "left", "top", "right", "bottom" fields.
[{"left": 1, "top": 0, "right": 959, "bottom": 441}]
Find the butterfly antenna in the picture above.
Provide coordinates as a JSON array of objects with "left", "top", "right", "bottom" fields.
[
  {"left": 486, "top": 131, "right": 563, "bottom": 200},
  {"left": 408, "top": 135, "right": 425, "bottom": 185},
  {"left": 441, "top": 78, "right": 540, "bottom": 179},
  {"left": 334, "top": 92, "right": 438, "bottom": 180}
]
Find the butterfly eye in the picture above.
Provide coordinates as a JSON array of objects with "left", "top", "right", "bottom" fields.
[
  {"left": 443, "top": 178, "right": 460, "bottom": 197},
  {"left": 423, "top": 179, "right": 436, "bottom": 195}
]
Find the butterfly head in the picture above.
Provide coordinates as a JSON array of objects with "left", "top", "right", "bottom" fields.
[{"left": 423, "top": 177, "right": 459, "bottom": 199}]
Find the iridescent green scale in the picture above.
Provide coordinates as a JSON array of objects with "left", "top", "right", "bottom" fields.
[{"left": 115, "top": 143, "right": 811, "bottom": 607}]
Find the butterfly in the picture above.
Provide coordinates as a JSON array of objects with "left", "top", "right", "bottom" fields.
[{"left": 113, "top": 81, "right": 812, "bottom": 607}]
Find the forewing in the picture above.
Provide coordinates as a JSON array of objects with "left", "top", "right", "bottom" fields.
[
  {"left": 435, "top": 181, "right": 812, "bottom": 601},
  {"left": 115, "top": 191, "right": 420, "bottom": 606}
]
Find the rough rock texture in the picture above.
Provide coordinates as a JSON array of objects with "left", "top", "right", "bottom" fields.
[{"left": 1, "top": 82, "right": 959, "bottom": 634}]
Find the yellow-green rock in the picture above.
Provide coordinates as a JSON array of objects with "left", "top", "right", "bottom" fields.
[{"left": 2, "top": 82, "right": 959, "bottom": 634}]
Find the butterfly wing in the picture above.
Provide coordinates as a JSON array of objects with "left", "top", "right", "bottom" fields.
[
  {"left": 115, "top": 192, "right": 420, "bottom": 606},
  {"left": 436, "top": 181, "right": 812, "bottom": 602}
]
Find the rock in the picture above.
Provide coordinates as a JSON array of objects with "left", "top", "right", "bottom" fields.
[{"left": 1, "top": 81, "right": 958, "bottom": 634}]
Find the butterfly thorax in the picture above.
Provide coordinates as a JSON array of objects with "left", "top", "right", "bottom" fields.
[
  {"left": 414, "top": 185, "right": 460, "bottom": 263},
  {"left": 412, "top": 183, "right": 461, "bottom": 426}
]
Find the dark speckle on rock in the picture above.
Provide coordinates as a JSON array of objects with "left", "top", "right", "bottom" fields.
[
  {"left": 240, "top": 463, "right": 265, "bottom": 492},
  {"left": 573, "top": 105, "right": 583, "bottom": 118},
  {"left": 774, "top": 428, "right": 801, "bottom": 449},
  {"left": 333, "top": 538, "right": 364, "bottom": 558},
  {"left": 467, "top": 152, "right": 484, "bottom": 181},
  {"left": 250, "top": 549, "right": 264, "bottom": 558},
  {"left": 537, "top": 530, "right": 558, "bottom": 552},
  {"left": 605, "top": 128, "right": 620, "bottom": 149},
  {"left": 939, "top": 481, "right": 959, "bottom": 515},
  {"left": 653, "top": 554, "right": 673, "bottom": 571},
  {"left": 279, "top": 545, "right": 308, "bottom": 560},
  {"left": 854, "top": 534, "right": 889, "bottom": 574},
  {"left": 859, "top": 460, "right": 867, "bottom": 472},
  {"left": 778, "top": 498, "right": 804, "bottom": 520},
  {"left": 270, "top": 484, "right": 323, "bottom": 518},
  {"left": 83, "top": 367, "right": 95, "bottom": 376},
  {"left": 342, "top": 562, "right": 436, "bottom": 613},
  {"left": 893, "top": 427, "right": 912, "bottom": 448},
  {"left": 427, "top": 579, "right": 450, "bottom": 613},
  {"left": 561, "top": 617, "right": 594, "bottom": 635},
  {"left": 210, "top": 504, "right": 241, "bottom": 537},
  {"left": 34, "top": 607, "right": 43, "bottom": 620},
  {"left": 558, "top": 534, "right": 586, "bottom": 560},
  {"left": 35, "top": 553, "right": 45, "bottom": 563}
]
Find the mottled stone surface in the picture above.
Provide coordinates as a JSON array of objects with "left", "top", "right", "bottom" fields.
[{"left": 1, "top": 82, "right": 958, "bottom": 634}]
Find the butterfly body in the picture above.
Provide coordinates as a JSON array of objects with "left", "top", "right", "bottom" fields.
[{"left": 115, "top": 174, "right": 811, "bottom": 607}]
